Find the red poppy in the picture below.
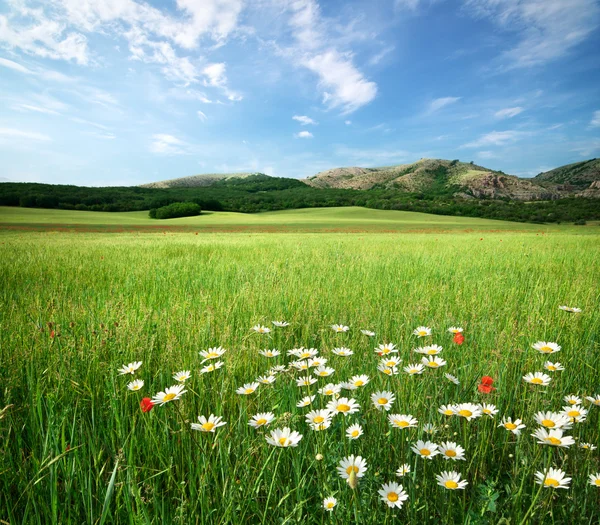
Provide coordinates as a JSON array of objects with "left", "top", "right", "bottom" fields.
[
  {"left": 478, "top": 376, "right": 495, "bottom": 394},
  {"left": 481, "top": 376, "right": 494, "bottom": 386},
  {"left": 140, "top": 397, "right": 154, "bottom": 413},
  {"left": 50, "top": 330, "right": 55, "bottom": 339},
  {"left": 453, "top": 333, "right": 465, "bottom": 345}
]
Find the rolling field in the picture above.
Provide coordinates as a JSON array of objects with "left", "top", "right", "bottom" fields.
[{"left": 0, "top": 208, "right": 599, "bottom": 524}]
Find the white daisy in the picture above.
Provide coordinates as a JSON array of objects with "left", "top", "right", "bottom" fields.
[
  {"left": 413, "top": 326, "right": 432, "bottom": 337},
  {"left": 448, "top": 327, "right": 463, "bottom": 334},
  {"left": 199, "top": 347, "right": 226, "bottom": 362},
  {"left": 337, "top": 455, "right": 368, "bottom": 484},
  {"left": 499, "top": 417, "right": 526, "bottom": 435},
  {"left": 318, "top": 383, "right": 341, "bottom": 396},
  {"left": 531, "top": 341, "right": 561, "bottom": 354},
  {"left": 313, "top": 366, "right": 335, "bottom": 378},
  {"left": 564, "top": 395, "right": 583, "bottom": 405},
  {"left": 480, "top": 403, "right": 498, "bottom": 417},
  {"left": 404, "top": 363, "right": 425, "bottom": 375},
  {"left": 423, "top": 423, "right": 438, "bottom": 435},
  {"left": 445, "top": 373, "right": 459, "bottom": 385},
  {"left": 381, "top": 356, "right": 402, "bottom": 368},
  {"left": 436, "top": 471, "right": 468, "bottom": 490},
  {"left": 191, "top": 414, "right": 226, "bottom": 433},
  {"left": 265, "top": 427, "right": 302, "bottom": 447},
  {"left": 544, "top": 361, "right": 564, "bottom": 372},
  {"left": 257, "top": 375, "right": 276, "bottom": 385},
  {"left": 349, "top": 374, "right": 369, "bottom": 388},
  {"left": 248, "top": 412, "right": 275, "bottom": 429},
  {"left": 118, "top": 361, "right": 142, "bottom": 375},
  {"left": 421, "top": 356, "right": 447, "bottom": 369},
  {"left": 558, "top": 306, "right": 581, "bottom": 313},
  {"left": 439, "top": 441, "right": 466, "bottom": 461},
  {"left": 531, "top": 428, "right": 575, "bottom": 448},
  {"left": 580, "top": 443, "right": 597, "bottom": 451},
  {"left": 375, "top": 343, "right": 397, "bottom": 355},
  {"left": 589, "top": 473, "right": 600, "bottom": 487},
  {"left": 389, "top": 414, "right": 418, "bottom": 429},
  {"left": 438, "top": 404, "right": 456, "bottom": 416},
  {"left": 535, "top": 468, "right": 571, "bottom": 489},
  {"left": 585, "top": 394, "right": 600, "bottom": 406},
  {"left": 561, "top": 405, "right": 588, "bottom": 423},
  {"left": 252, "top": 324, "right": 271, "bottom": 334},
  {"left": 323, "top": 496, "right": 337, "bottom": 512},
  {"left": 296, "top": 395, "right": 315, "bottom": 408},
  {"left": 236, "top": 382, "right": 260, "bottom": 395},
  {"left": 296, "top": 376, "right": 317, "bottom": 387},
  {"left": 346, "top": 423, "right": 364, "bottom": 440},
  {"left": 412, "top": 440, "right": 439, "bottom": 459},
  {"left": 272, "top": 320, "right": 290, "bottom": 327},
  {"left": 305, "top": 409, "right": 333, "bottom": 427},
  {"left": 396, "top": 464, "right": 411, "bottom": 477},
  {"left": 172, "top": 370, "right": 191, "bottom": 382},
  {"left": 378, "top": 482, "right": 408, "bottom": 508},
  {"left": 371, "top": 391, "right": 396, "bottom": 411},
  {"left": 259, "top": 349, "right": 281, "bottom": 358},
  {"left": 378, "top": 363, "right": 399, "bottom": 376},
  {"left": 332, "top": 347, "right": 353, "bottom": 356},
  {"left": 151, "top": 384, "right": 187, "bottom": 406},
  {"left": 308, "top": 357, "right": 327, "bottom": 368},
  {"left": 533, "top": 411, "right": 572, "bottom": 430},
  {"left": 200, "top": 361, "right": 224, "bottom": 374},
  {"left": 326, "top": 397, "right": 360, "bottom": 416},
  {"left": 127, "top": 379, "right": 144, "bottom": 391},
  {"left": 455, "top": 403, "right": 482, "bottom": 421},
  {"left": 361, "top": 330, "right": 375, "bottom": 336},
  {"left": 523, "top": 372, "right": 551, "bottom": 386},
  {"left": 331, "top": 324, "right": 349, "bottom": 333}
]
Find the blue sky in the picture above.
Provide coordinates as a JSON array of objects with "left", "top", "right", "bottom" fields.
[{"left": 0, "top": 0, "right": 599, "bottom": 186}]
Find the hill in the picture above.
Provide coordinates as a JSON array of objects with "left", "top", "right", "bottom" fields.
[
  {"left": 140, "top": 172, "right": 258, "bottom": 188},
  {"left": 533, "top": 159, "right": 600, "bottom": 196}
]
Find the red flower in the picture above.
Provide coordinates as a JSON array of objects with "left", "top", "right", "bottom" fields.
[
  {"left": 453, "top": 333, "right": 465, "bottom": 345},
  {"left": 49, "top": 330, "right": 55, "bottom": 339},
  {"left": 478, "top": 376, "right": 495, "bottom": 394},
  {"left": 481, "top": 376, "right": 494, "bottom": 386},
  {"left": 140, "top": 397, "right": 154, "bottom": 413}
]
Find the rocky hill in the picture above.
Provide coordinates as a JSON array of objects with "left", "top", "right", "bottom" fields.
[{"left": 140, "top": 172, "right": 258, "bottom": 189}]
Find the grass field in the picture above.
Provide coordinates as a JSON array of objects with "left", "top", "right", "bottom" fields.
[{"left": 0, "top": 208, "right": 599, "bottom": 524}]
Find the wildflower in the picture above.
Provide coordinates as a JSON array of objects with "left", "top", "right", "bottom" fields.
[
  {"left": 249, "top": 412, "right": 275, "bottom": 429},
  {"left": 453, "top": 333, "right": 465, "bottom": 345},
  {"left": 404, "top": 363, "right": 425, "bottom": 375},
  {"left": 531, "top": 428, "right": 575, "bottom": 448},
  {"left": 499, "top": 417, "right": 526, "bottom": 435},
  {"left": 585, "top": 394, "right": 600, "bottom": 406},
  {"left": 436, "top": 471, "right": 468, "bottom": 490},
  {"left": 438, "top": 404, "right": 456, "bottom": 416},
  {"left": 199, "top": 347, "right": 226, "bottom": 362},
  {"left": 173, "top": 370, "right": 191, "bottom": 382},
  {"left": 127, "top": 379, "right": 144, "bottom": 391},
  {"left": 331, "top": 324, "right": 349, "bottom": 333},
  {"left": 558, "top": 306, "right": 581, "bottom": 313},
  {"left": 349, "top": 374, "right": 370, "bottom": 388},
  {"left": 376, "top": 343, "right": 397, "bottom": 355},
  {"left": 308, "top": 357, "right": 327, "bottom": 368},
  {"left": 265, "top": 428, "right": 302, "bottom": 447},
  {"left": 259, "top": 349, "right": 281, "bottom": 358},
  {"left": 371, "top": 391, "right": 395, "bottom": 411},
  {"left": 140, "top": 397, "right": 154, "bottom": 412},
  {"left": 323, "top": 496, "right": 337, "bottom": 512},
  {"left": 533, "top": 411, "right": 572, "bottom": 429},
  {"left": 118, "top": 361, "right": 142, "bottom": 375},
  {"left": 361, "top": 330, "right": 375, "bottom": 336},
  {"left": 535, "top": 468, "right": 571, "bottom": 489},
  {"left": 423, "top": 423, "right": 438, "bottom": 435},
  {"left": 269, "top": 365, "right": 286, "bottom": 374},
  {"left": 272, "top": 321, "right": 289, "bottom": 327},
  {"left": 332, "top": 347, "right": 353, "bottom": 356},
  {"left": 236, "top": 382, "right": 260, "bottom": 395},
  {"left": 297, "top": 348, "right": 319, "bottom": 360},
  {"left": 200, "top": 361, "right": 224, "bottom": 374},
  {"left": 412, "top": 440, "right": 439, "bottom": 459},
  {"left": 346, "top": 423, "right": 364, "bottom": 440},
  {"left": 252, "top": 324, "right": 271, "bottom": 334},
  {"left": 297, "top": 395, "right": 315, "bottom": 407},
  {"left": 151, "top": 384, "right": 187, "bottom": 406},
  {"left": 296, "top": 376, "right": 317, "bottom": 387},
  {"left": 389, "top": 414, "right": 418, "bottom": 429},
  {"left": 318, "top": 383, "right": 341, "bottom": 396},
  {"left": 396, "top": 464, "right": 411, "bottom": 477},
  {"left": 381, "top": 356, "right": 402, "bottom": 368},
  {"left": 480, "top": 403, "right": 498, "bottom": 417},
  {"left": 580, "top": 443, "right": 597, "bottom": 451},
  {"left": 532, "top": 341, "right": 561, "bottom": 354},
  {"left": 413, "top": 326, "right": 432, "bottom": 337},
  {"left": 445, "top": 373, "right": 459, "bottom": 385},
  {"left": 421, "top": 356, "right": 447, "bottom": 369},
  {"left": 523, "top": 372, "right": 551, "bottom": 386},
  {"left": 378, "top": 482, "right": 409, "bottom": 508},
  {"left": 544, "top": 361, "right": 564, "bottom": 372},
  {"left": 478, "top": 376, "right": 496, "bottom": 394},
  {"left": 418, "top": 344, "right": 443, "bottom": 356},
  {"left": 326, "top": 397, "right": 360, "bottom": 416},
  {"left": 191, "top": 414, "right": 227, "bottom": 433},
  {"left": 439, "top": 441, "right": 466, "bottom": 461},
  {"left": 313, "top": 366, "right": 335, "bottom": 378},
  {"left": 589, "top": 473, "right": 600, "bottom": 487},
  {"left": 455, "top": 403, "right": 482, "bottom": 421},
  {"left": 305, "top": 409, "right": 333, "bottom": 427},
  {"left": 340, "top": 381, "right": 357, "bottom": 391},
  {"left": 337, "top": 455, "right": 367, "bottom": 486},
  {"left": 564, "top": 395, "right": 582, "bottom": 405},
  {"left": 561, "top": 405, "right": 588, "bottom": 423},
  {"left": 315, "top": 453, "right": 324, "bottom": 461},
  {"left": 378, "top": 363, "right": 399, "bottom": 376},
  {"left": 290, "top": 360, "right": 309, "bottom": 371},
  {"left": 448, "top": 327, "right": 463, "bottom": 334},
  {"left": 257, "top": 375, "right": 276, "bottom": 385}
]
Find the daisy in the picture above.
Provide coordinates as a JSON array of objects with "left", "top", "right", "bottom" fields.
[
  {"left": 298, "top": 348, "right": 319, "bottom": 360},
  {"left": 318, "top": 383, "right": 341, "bottom": 396},
  {"left": 421, "top": 356, "right": 447, "bottom": 369},
  {"left": 287, "top": 347, "right": 304, "bottom": 357},
  {"left": 326, "top": 397, "right": 360, "bottom": 416},
  {"left": 523, "top": 372, "right": 551, "bottom": 386},
  {"left": 191, "top": 414, "right": 226, "bottom": 433},
  {"left": 544, "top": 362, "right": 564, "bottom": 372},
  {"left": 200, "top": 361, "right": 224, "bottom": 374},
  {"left": 445, "top": 373, "right": 460, "bottom": 385},
  {"left": 272, "top": 320, "right": 289, "bottom": 327},
  {"left": 585, "top": 394, "right": 600, "bottom": 406},
  {"left": 532, "top": 341, "right": 561, "bottom": 354},
  {"left": 396, "top": 464, "right": 411, "bottom": 477},
  {"left": 378, "top": 363, "right": 399, "bottom": 376},
  {"left": 389, "top": 414, "right": 418, "bottom": 429},
  {"left": 376, "top": 343, "right": 397, "bottom": 356},
  {"left": 337, "top": 455, "right": 368, "bottom": 484},
  {"left": 296, "top": 376, "right": 317, "bottom": 387},
  {"left": 421, "top": 344, "right": 444, "bottom": 356},
  {"left": 151, "top": 384, "right": 187, "bottom": 406},
  {"left": 371, "top": 391, "right": 396, "bottom": 411},
  {"left": 313, "top": 366, "right": 335, "bottom": 378},
  {"left": 438, "top": 405, "right": 456, "bottom": 416},
  {"left": 199, "top": 347, "right": 226, "bottom": 362},
  {"left": 423, "top": 423, "right": 438, "bottom": 435},
  {"left": 535, "top": 468, "right": 571, "bottom": 489},
  {"left": 436, "top": 471, "right": 468, "bottom": 490},
  {"left": 127, "top": 379, "right": 144, "bottom": 391},
  {"left": 346, "top": 423, "right": 364, "bottom": 440},
  {"left": 248, "top": 412, "right": 275, "bottom": 429},
  {"left": 297, "top": 395, "right": 315, "bottom": 407},
  {"left": 173, "top": 370, "right": 191, "bottom": 382},
  {"left": 413, "top": 326, "right": 432, "bottom": 337},
  {"left": 448, "top": 327, "right": 463, "bottom": 334},
  {"left": 381, "top": 356, "right": 402, "bottom": 368},
  {"left": 118, "top": 361, "right": 142, "bottom": 375},
  {"left": 305, "top": 409, "right": 333, "bottom": 427},
  {"left": 412, "top": 440, "right": 439, "bottom": 459},
  {"left": 257, "top": 375, "right": 276, "bottom": 385},
  {"left": 236, "top": 382, "right": 260, "bottom": 395},
  {"left": 580, "top": 443, "right": 597, "bottom": 451},
  {"left": 531, "top": 428, "right": 575, "bottom": 448},
  {"left": 252, "top": 324, "right": 271, "bottom": 334},
  {"left": 561, "top": 405, "right": 588, "bottom": 423},
  {"left": 349, "top": 374, "right": 370, "bottom": 388},
  {"left": 455, "top": 403, "right": 482, "bottom": 421},
  {"left": 559, "top": 306, "right": 581, "bottom": 313},
  {"left": 499, "top": 417, "right": 526, "bottom": 435},
  {"left": 265, "top": 428, "right": 303, "bottom": 447},
  {"left": 290, "top": 360, "right": 309, "bottom": 371},
  {"left": 533, "top": 411, "right": 572, "bottom": 429},
  {"left": 565, "top": 395, "right": 583, "bottom": 405},
  {"left": 480, "top": 403, "right": 498, "bottom": 417},
  {"left": 331, "top": 324, "right": 349, "bottom": 333},
  {"left": 378, "top": 482, "right": 408, "bottom": 508},
  {"left": 269, "top": 365, "right": 286, "bottom": 374},
  {"left": 589, "top": 473, "right": 600, "bottom": 487},
  {"left": 439, "top": 441, "right": 466, "bottom": 461},
  {"left": 259, "top": 349, "right": 281, "bottom": 358},
  {"left": 323, "top": 496, "right": 337, "bottom": 512},
  {"left": 404, "top": 363, "right": 425, "bottom": 375},
  {"left": 361, "top": 330, "right": 375, "bottom": 336},
  {"left": 308, "top": 357, "right": 327, "bottom": 368},
  {"left": 332, "top": 347, "right": 353, "bottom": 356}
]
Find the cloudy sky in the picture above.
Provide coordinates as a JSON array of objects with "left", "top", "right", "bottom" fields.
[{"left": 1, "top": 0, "right": 599, "bottom": 186}]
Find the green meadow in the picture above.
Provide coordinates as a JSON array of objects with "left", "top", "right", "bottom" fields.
[{"left": 0, "top": 207, "right": 599, "bottom": 524}]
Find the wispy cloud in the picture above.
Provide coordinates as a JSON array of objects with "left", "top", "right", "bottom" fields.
[
  {"left": 461, "top": 130, "right": 530, "bottom": 148},
  {"left": 590, "top": 110, "right": 600, "bottom": 128},
  {"left": 149, "top": 134, "right": 190, "bottom": 155},
  {"left": 426, "top": 96, "right": 461, "bottom": 114},
  {"left": 0, "top": 127, "right": 51, "bottom": 141},
  {"left": 197, "top": 110, "right": 207, "bottom": 122},
  {"left": 495, "top": 107, "right": 524, "bottom": 119},
  {"left": 0, "top": 57, "right": 32, "bottom": 73},
  {"left": 293, "top": 115, "right": 317, "bottom": 125},
  {"left": 11, "top": 103, "right": 60, "bottom": 116},
  {"left": 294, "top": 130, "right": 313, "bottom": 139}
]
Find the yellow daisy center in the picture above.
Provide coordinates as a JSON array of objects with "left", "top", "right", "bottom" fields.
[
  {"left": 132, "top": 385, "right": 140, "bottom": 390},
  {"left": 202, "top": 422, "right": 215, "bottom": 431},
  {"left": 594, "top": 479, "right": 600, "bottom": 486},
  {"left": 420, "top": 448, "right": 431, "bottom": 456},
  {"left": 445, "top": 450, "right": 457, "bottom": 457},
  {"left": 419, "top": 331, "right": 427, "bottom": 336},
  {"left": 397, "top": 420, "right": 409, "bottom": 428},
  {"left": 544, "top": 478, "right": 559, "bottom": 487},
  {"left": 378, "top": 398, "right": 388, "bottom": 405},
  {"left": 354, "top": 380, "right": 364, "bottom": 386},
  {"left": 567, "top": 410, "right": 580, "bottom": 418},
  {"left": 459, "top": 410, "right": 472, "bottom": 417},
  {"left": 427, "top": 349, "right": 437, "bottom": 355},
  {"left": 568, "top": 400, "right": 577, "bottom": 405},
  {"left": 445, "top": 480, "right": 458, "bottom": 489},
  {"left": 387, "top": 492, "right": 399, "bottom": 502},
  {"left": 530, "top": 378, "right": 543, "bottom": 384},
  {"left": 319, "top": 372, "right": 328, "bottom": 376},
  {"left": 326, "top": 502, "right": 334, "bottom": 509},
  {"left": 207, "top": 353, "right": 218, "bottom": 358},
  {"left": 545, "top": 437, "right": 562, "bottom": 445},
  {"left": 351, "top": 430, "right": 359, "bottom": 437},
  {"left": 443, "top": 410, "right": 453, "bottom": 415},
  {"left": 337, "top": 404, "right": 351, "bottom": 412},
  {"left": 505, "top": 422, "right": 517, "bottom": 430},
  {"left": 384, "top": 369, "right": 392, "bottom": 375},
  {"left": 483, "top": 409, "right": 491, "bottom": 414},
  {"left": 541, "top": 419, "right": 555, "bottom": 427},
  {"left": 278, "top": 437, "right": 289, "bottom": 446},
  {"left": 547, "top": 365, "right": 556, "bottom": 371},
  {"left": 245, "top": 389, "right": 254, "bottom": 394},
  {"left": 163, "top": 393, "right": 176, "bottom": 402},
  {"left": 429, "top": 362, "right": 439, "bottom": 367},
  {"left": 314, "top": 416, "right": 325, "bottom": 424},
  {"left": 346, "top": 466, "right": 359, "bottom": 475},
  {"left": 256, "top": 418, "right": 267, "bottom": 426},
  {"left": 540, "top": 346, "right": 552, "bottom": 353}
]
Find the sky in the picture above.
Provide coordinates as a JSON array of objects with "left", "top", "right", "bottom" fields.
[{"left": 0, "top": 0, "right": 599, "bottom": 186}]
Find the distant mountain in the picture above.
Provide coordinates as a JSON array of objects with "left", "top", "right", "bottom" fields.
[
  {"left": 533, "top": 159, "right": 600, "bottom": 186},
  {"left": 140, "top": 172, "right": 259, "bottom": 189}
]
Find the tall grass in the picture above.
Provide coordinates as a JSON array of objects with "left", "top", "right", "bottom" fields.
[{"left": 0, "top": 231, "right": 598, "bottom": 524}]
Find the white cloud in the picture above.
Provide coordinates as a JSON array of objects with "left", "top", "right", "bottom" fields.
[
  {"left": 292, "top": 115, "right": 317, "bottom": 125},
  {"left": 0, "top": 127, "right": 51, "bottom": 141},
  {"left": 463, "top": 0, "right": 600, "bottom": 68},
  {"left": 149, "top": 133, "right": 189, "bottom": 155},
  {"left": 0, "top": 57, "right": 32, "bottom": 73},
  {"left": 70, "top": 117, "right": 111, "bottom": 130},
  {"left": 294, "top": 131, "right": 313, "bottom": 138},
  {"left": 345, "top": 120, "right": 352, "bottom": 125},
  {"left": 202, "top": 62, "right": 242, "bottom": 101},
  {"left": 394, "top": 0, "right": 423, "bottom": 10},
  {"left": 477, "top": 150, "right": 497, "bottom": 159},
  {"left": 571, "top": 138, "right": 600, "bottom": 157},
  {"left": 197, "top": 110, "right": 207, "bottom": 121},
  {"left": 11, "top": 104, "right": 61, "bottom": 116},
  {"left": 495, "top": 107, "right": 524, "bottom": 119},
  {"left": 461, "top": 130, "right": 529, "bottom": 148},
  {"left": 590, "top": 110, "right": 600, "bottom": 128},
  {"left": 426, "top": 97, "right": 461, "bottom": 114}
]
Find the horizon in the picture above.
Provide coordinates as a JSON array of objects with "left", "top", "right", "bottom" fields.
[{"left": 1, "top": 0, "right": 599, "bottom": 186}]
